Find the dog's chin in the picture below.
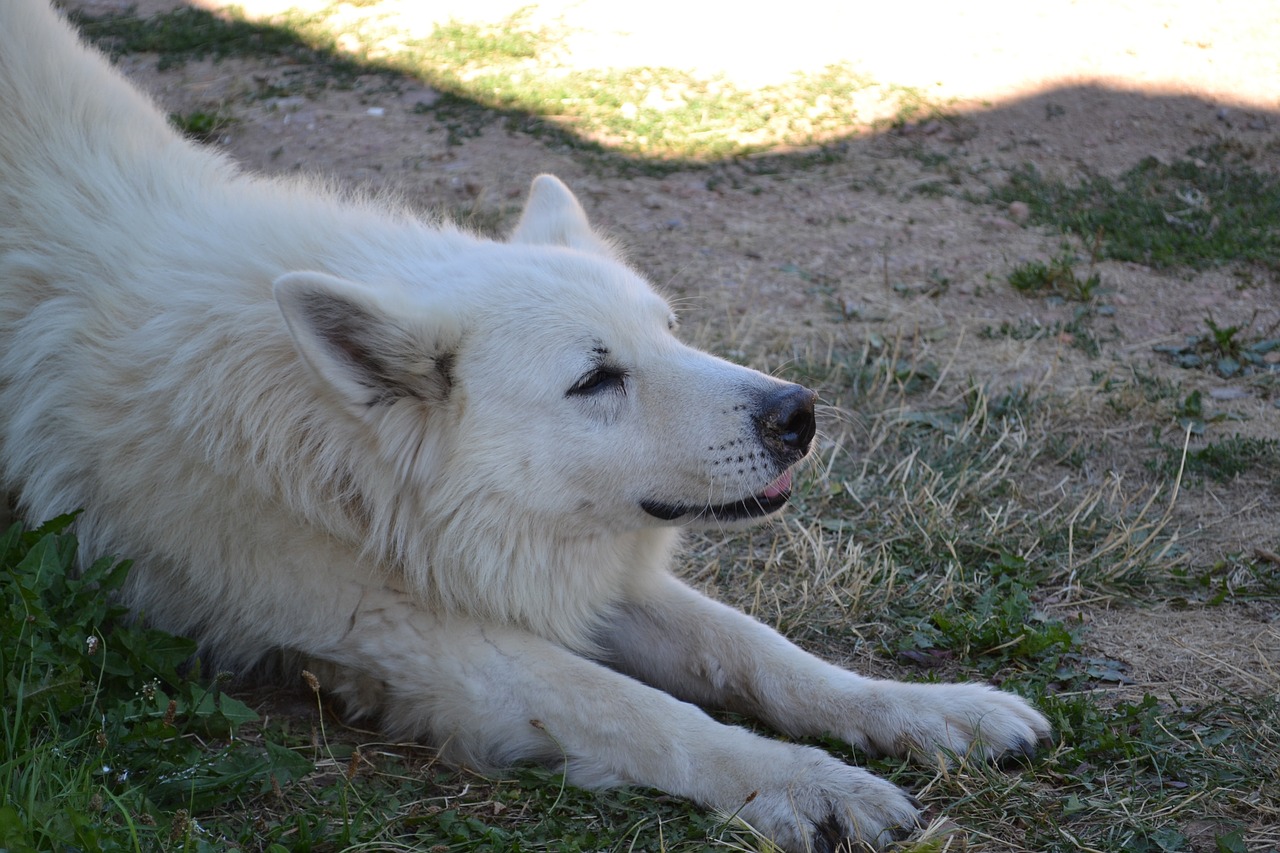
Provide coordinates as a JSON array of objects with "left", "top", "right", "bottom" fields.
[{"left": 641, "top": 470, "right": 793, "bottom": 525}]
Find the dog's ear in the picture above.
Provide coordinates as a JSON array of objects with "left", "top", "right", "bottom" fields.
[
  {"left": 274, "top": 271, "right": 457, "bottom": 411},
  {"left": 509, "top": 174, "right": 616, "bottom": 256}
]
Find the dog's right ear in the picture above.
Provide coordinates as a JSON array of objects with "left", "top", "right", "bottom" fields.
[{"left": 274, "top": 271, "right": 458, "bottom": 412}]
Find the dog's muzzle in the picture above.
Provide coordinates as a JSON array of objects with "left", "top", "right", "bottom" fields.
[{"left": 640, "top": 382, "right": 817, "bottom": 523}]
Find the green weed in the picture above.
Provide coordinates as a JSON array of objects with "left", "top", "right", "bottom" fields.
[
  {"left": 1153, "top": 314, "right": 1280, "bottom": 378},
  {"left": 1008, "top": 247, "right": 1102, "bottom": 303},
  {"left": 995, "top": 142, "right": 1280, "bottom": 269},
  {"left": 1171, "top": 552, "right": 1280, "bottom": 605},
  {"left": 979, "top": 318, "right": 1050, "bottom": 342},
  {"left": 169, "top": 110, "right": 235, "bottom": 144},
  {"left": 903, "top": 552, "right": 1077, "bottom": 678},
  {"left": 425, "top": 10, "right": 545, "bottom": 65},
  {"left": 1003, "top": 243, "right": 1111, "bottom": 357}
]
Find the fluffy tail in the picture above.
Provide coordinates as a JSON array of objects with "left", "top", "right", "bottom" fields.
[
  {"left": 0, "top": 0, "right": 237, "bottom": 297},
  {"left": 0, "top": 1, "right": 180, "bottom": 166}
]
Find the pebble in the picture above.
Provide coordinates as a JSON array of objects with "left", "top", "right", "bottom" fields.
[{"left": 1208, "top": 387, "right": 1250, "bottom": 400}]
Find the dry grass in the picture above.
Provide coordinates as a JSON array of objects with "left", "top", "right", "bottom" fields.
[{"left": 666, "top": 336, "right": 1279, "bottom": 852}]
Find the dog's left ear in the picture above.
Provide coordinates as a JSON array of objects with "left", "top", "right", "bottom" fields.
[
  {"left": 274, "top": 271, "right": 458, "bottom": 412},
  {"left": 509, "top": 174, "right": 616, "bottom": 256}
]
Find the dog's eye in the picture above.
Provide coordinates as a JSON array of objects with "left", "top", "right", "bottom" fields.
[{"left": 567, "top": 367, "right": 626, "bottom": 397}]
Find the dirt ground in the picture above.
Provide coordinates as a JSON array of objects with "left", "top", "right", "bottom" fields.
[{"left": 67, "top": 0, "right": 1278, "bottom": 733}]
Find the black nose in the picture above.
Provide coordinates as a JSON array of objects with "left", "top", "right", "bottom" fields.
[{"left": 756, "top": 384, "right": 817, "bottom": 459}]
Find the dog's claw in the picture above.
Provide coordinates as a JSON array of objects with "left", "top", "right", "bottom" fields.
[
  {"left": 811, "top": 814, "right": 847, "bottom": 853},
  {"left": 807, "top": 803, "right": 922, "bottom": 853},
  {"left": 995, "top": 736, "right": 1043, "bottom": 768}
]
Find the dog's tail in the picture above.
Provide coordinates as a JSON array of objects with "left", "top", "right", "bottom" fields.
[
  {"left": 0, "top": 0, "right": 239, "bottom": 302},
  {"left": 0, "top": 1, "right": 181, "bottom": 166}
]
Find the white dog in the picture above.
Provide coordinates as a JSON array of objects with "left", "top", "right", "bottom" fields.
[{"left": 0, "top": 3, "right": 1050, "bottom": 849}]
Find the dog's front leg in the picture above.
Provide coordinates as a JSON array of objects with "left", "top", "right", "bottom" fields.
[
  {"left": 602, "top": 573, "right": 1051, "bottom": 764},
  {"left": 316, "top": 583, "right": 919, "bottom": 853}
]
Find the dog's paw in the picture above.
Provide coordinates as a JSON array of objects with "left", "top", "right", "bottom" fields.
[
  {"left": 733, "top": 746, "right": 921, "bottom": 852},
  {"left": 847, "top": 681, "right": 1052, "bottom": 765}
]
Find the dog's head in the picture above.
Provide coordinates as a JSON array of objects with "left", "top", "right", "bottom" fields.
[{"left": 274, "top": 176, "right": 816, "bottom": 532}]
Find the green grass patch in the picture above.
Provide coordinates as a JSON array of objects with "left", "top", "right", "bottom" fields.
[
  {"left": 1028, "top": 693, "right": 1274, "bottom": 852},
  {"left": 426, "top": 10, "right": 544, "bottom": 65},
  {"left": 383, "top": 12, "right": 936, "bottom": 160},
  {"left": 67, "top": 4, "right": 963, "bottom": 164},
  {"left": 69, "top": 6, "right": 335, "bottom": 71},
  {"left": 406, "top": 53, "right": 889, "bottom": 161},
  {"left": 995, "top": 142, "right": 1280, "bottom": 269},
  {"left": 1, "top": 516, "right": 311, "bottom": 851}
]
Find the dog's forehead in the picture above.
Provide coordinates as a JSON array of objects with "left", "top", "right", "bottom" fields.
[
  {"left": 569, "top": 287, "right": 673, "bottom": 357},
  {"left": 484, "top": 252, "right": 673, "bottom": 335}
]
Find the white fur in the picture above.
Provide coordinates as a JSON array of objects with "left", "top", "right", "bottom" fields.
[{"left": 0, "top": 3, "right": 1051, "bottom": 850}]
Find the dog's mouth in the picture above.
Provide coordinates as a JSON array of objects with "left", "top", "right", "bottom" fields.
[{"left": 641, "top": 469, "right": 794, "bottom": 523}]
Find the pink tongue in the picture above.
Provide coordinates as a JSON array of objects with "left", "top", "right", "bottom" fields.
[{"left": 762, "top": 469, "right": 792, "bottom": 500}]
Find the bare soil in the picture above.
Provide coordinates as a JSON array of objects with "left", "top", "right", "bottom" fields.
[{"left": 66, "top": 0, "right": 1278, "bottom": 766}]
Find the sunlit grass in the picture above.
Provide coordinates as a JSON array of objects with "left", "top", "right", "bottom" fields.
[{"left": 74, "top": 3, "right": 947, "bottom": 162}]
